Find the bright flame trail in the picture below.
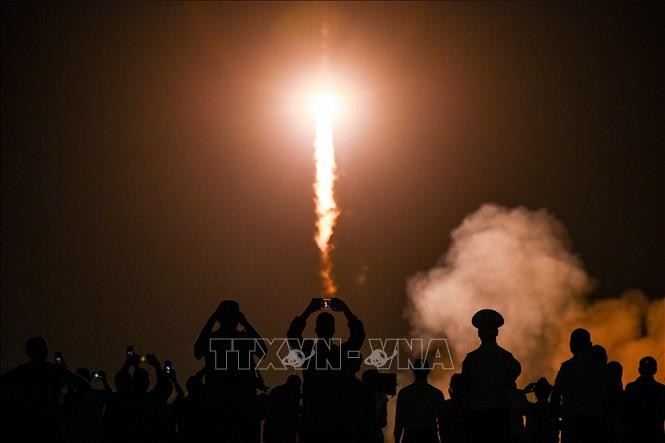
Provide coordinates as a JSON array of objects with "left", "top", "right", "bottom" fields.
[{"left": 313, "top": 92, "right": 339, "bottom": 296}]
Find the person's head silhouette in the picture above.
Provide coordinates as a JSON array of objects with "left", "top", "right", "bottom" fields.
[
  {"left": 638, "top": 356, "right": 657, "bottom": 378},
  {"left": 591, "top": 344, "right": 608, "bottom": 365},
  {"left": 286, "top": 374, "right": 302, "bottom": 390},
  {"left": 217, "top": 300, "right": 241, "bottom": 332},
  {"left": 115, "top": 370, "right": 132, "bottom": 393},
  {"left": 76, "top": 368, "right": 92, "bottom": 382},
  {"left": 362, "top": 369, "right": 379, "bottom": 387},
  {"left": 471, "top": 309, "right": 504, "bottom": 343},
  {"left": 412, "top": 358, "right": 431, "bottom": 381},
  {"left": 449, "top": 373, "right": 464, "bottom": 399},
  {"left": 154, "top": 379, "right": 173, "bottom": 403},
  {"left": 315, "top": 311, "right": 335, "bottom": 339},
  {"left": 569, "top": 328, "right": 592, "bottom": 354},
  {"left": 186, "top": 374, "right": 206, "bottom": 399},
  {"left": 25, "top": 336, "right": 48, "bottom": 362},
  {"left": 534, "top": 377, "right": 553, "bottom": 402},
  {"left": 132, "top": 368, "right": 150, "bottom": 393}
]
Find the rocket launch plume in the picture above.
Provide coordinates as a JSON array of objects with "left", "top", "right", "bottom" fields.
[
  {"left": 312, "top": 19, "right": 339, "bottom": 296},
  {"left": 313, "top": 91, "right": 339, "bottom": 296}
]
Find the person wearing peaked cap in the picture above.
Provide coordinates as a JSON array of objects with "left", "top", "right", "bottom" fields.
[
  {"left": 471, "top": 309, "right": 505, "bottom": 330},
  {"left": 622, "top": 356, "right": 665, "bottom": 443},
  {"left": 461, "top": 309, "right": 521, "bottom": 443}
]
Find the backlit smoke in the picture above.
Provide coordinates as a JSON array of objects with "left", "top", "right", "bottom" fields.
[{"left": 406, "top": 204, "right": 664, "bottom": 384}]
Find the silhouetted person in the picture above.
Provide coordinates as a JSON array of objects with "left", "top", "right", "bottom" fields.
[
  {"left": 394, "top": 359, "right": 445, "bottom": 443},
  {"left": 521, "top": 378, "right": 558, "bottom": 443},
  {"left": 194, "top": 300, "right": 267, "bottom": 443},
  {"left": 606, "top": 360, "right": 624, "bottom": 442},
  {"left": 621, "top": 356, "right": 665, "bottom": 443},
  {"left": 338, "top": 352, "right": 376, "bottom": 443},
  {"left": 175, "top": 372, "right": 206, "bottom": 443},
  {"left": 1, "top": 336, "right": 88, "bottom": 442},
  {"left": 551, "top": 328, "right": 611, "bottom": 443},
  {"left": 67, "top": 369, "right": 111, "bottom": 443},
  {"left": 263, "top": 375, "right": 302, "bottom": 443},
  {"left": 461, "top": 309, "right": 521, "bottom": 443},
  {"left": 591, "top": 344, "right": 608, "bottom": 365},
  {"left": 146, "top": 359, "right": 180, "bottom": 443},
  {"left": 441, "top": 373, "right": 465, "bottom": 443},
  {"left": 102, "top": 366, "right": 133, "bottom": 442},
  {"left": 287, "top": 297, "right": 365, "bottom": 443},
  {"left": 362, "top": 369, "right": 391, "bottom": 443}
]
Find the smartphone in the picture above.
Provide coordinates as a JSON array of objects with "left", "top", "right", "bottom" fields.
[
  {"left": 139, "top": 355, "right": 147, "bottom": 363},
  {"left": 54, "top": 352, "right": 64, "bottom": 365},
  {"left": 164, "top": 360, "right": 173, "bottom": 375},
  {"left": 92, "top": 371, "right": 102, "bottom": 380},
  {"left": 322, "top": 298, "right": 331, "bottom": 309},
  {"left": 126, "top": 346, "right": 134, "bottom": 357}
]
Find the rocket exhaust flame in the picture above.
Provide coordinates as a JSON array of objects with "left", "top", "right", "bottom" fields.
[{"left": 313, "top": 92, "right": 339, "bottom": 296}]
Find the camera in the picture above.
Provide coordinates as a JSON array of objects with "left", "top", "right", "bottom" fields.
[
  {"left": 126, "top": 346, "right": 134, "bottom": 357},
  {"left": 164, "top": 360, "right": 174, "bottom": 375},
  {"left": 54, "top": 352, "right": 64, "bottom": 365},
  {"left": 321, "top": 298, "right": 331, "bottom": 309},
  {"left": 92, "top": 371, "right": 103, "bottom": 380}
]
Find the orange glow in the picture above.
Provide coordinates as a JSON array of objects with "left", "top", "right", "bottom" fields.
[{"left": 313, "top": 91, "right": 339, "bottom": 296}]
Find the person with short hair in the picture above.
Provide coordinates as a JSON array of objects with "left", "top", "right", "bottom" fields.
[
  {"left": 1, "top": 336, "right": 89, "bottom": 442},
  {"left": 287, "top": 297, "right": 365, "bottom": 443},
  {"left": 621, "top": 356, "right": 665, "bottom": 443},
  {"left": 551, "top": 328, "right": 611, "bottom": 443},
  {"left": 394, "top": 359, "right": 446, "bottom": 443}
]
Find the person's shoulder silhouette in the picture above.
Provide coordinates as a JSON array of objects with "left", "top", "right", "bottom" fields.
[
  {"left": 1, "top": 337, "right": 88, "bottom": 442},
  {"left": 192, "top": 299, "right": 267, "bottom": 443},
  {"left": 287, "top": 297, "right": 365, "bottom": 443},
  {"left": 551, "top": 328, "right": 611, "bottom": 443},
  {"left": 394, "top": 359, "right": 445, "bottom": 443},
  {"left": 264, "top": 374, "right": 302, "bottom": 443},
  {"left": 461, "top": 309, "right": 520, "bottom": 443},
  {"left": 622, "top": 356, "right": 665, "bottom": 443}
]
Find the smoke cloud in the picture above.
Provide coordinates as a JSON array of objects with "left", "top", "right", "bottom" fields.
[{"left": 406, "top": 204, "right": 664, "bottom": 384}]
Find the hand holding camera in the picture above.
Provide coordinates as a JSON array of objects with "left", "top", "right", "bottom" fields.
[
  {"left": 304, "top": 298, "right": 323, "bottom": 315},
  {"left": 164, "top": 360, "right": 175, "bottom": 379},
  {"left": 144, "top": 353, "right": 159, "bottom": 368},
  {"left": 54, "top": 351, "right": 66, "bottom": 367},
  {"left": 330, "top": 297, "right": 348, "bottom": 313}
]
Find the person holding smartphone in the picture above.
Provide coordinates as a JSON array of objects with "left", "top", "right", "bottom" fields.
[{"left": 287, "top": 297, "right": 365, "bottom": 443}]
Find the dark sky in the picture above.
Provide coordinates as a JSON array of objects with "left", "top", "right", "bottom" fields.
[{"left": 2, "top": 2, "right": 663, "bottom": 379}]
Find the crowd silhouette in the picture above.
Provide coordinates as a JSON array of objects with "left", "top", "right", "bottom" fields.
[{"left": 1, "top": 298, "right": 663, "bottom": 443}]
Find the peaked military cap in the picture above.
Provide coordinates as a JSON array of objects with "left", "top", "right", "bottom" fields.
[{"left": 471, "top": 309, "right": 504, "bottom": 329}]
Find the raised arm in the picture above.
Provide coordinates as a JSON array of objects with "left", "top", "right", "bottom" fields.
[
  {"left": 287, "top": 298, "right": 321, "bottom": 350},
  {"left": 62, "top": 367, "right": 90, "bottom": 392},
  {"left": 145, "top": 353, "right": 164, "bottom": 381},
  {"left": 331, "top": 298, "right": 365, "bottom": 350},
  {"left": 239, "top": 312, "right": 267, "bottom": 358},
  {"left": 194, "top": 307, "right": 220, "bottom": 360},
  {"left": 98, "top": 371, "right": 113, "bottom": 394},
  {"left": 170, "top": 370, "right": 185, "bottom": 400}
]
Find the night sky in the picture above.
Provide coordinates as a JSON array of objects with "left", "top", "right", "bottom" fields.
[{"left": 2, "top": 3, "right": 663, "bottom": 380}]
